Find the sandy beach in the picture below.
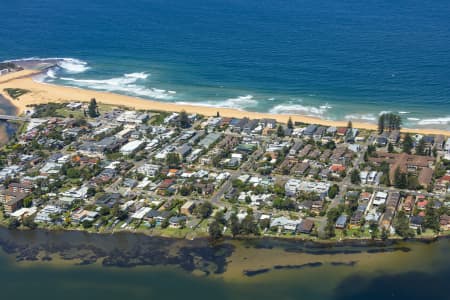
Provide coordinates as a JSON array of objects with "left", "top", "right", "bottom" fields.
[{"left": 0, "top": 70, "right": 449, "bottom": 137}]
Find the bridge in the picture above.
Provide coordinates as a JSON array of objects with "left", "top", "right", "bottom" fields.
[{"left": 0, "top": 114, "right": 30, "bottom": 122}]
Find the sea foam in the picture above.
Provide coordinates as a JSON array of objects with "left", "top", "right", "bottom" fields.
[
  {"left": 417, "top": 117, "right": 450, "bottom": 125},
  {"left": 175, "top": 95, "right": 257, "bottom": 110},
  {"left": 344, "top": 114, "right": 377, "bottom": 121},
  {"left": 58, "top": 74, "right": 174, "bottom": 100},
  {"left": 56, "top": 58, "right": 90, "bottom": 74},
  {"left": 269, "top": 103, "right": 331, "bottom": 116}
]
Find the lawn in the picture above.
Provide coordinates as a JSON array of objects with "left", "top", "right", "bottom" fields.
[{"left": 3, "top": 88, "right": 30, "bottom": 99}]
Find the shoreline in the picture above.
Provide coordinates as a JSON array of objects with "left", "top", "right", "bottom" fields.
[
  {"left": 0, "top": 70, "right": 448, "bottom": 136},
  {"left": 0, "top": 221, "right": 444, "bottom": 247}
]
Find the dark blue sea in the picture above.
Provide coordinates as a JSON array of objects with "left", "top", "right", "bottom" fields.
[{"left": 1, "top": 0, "right": 450, "bottom": 128}]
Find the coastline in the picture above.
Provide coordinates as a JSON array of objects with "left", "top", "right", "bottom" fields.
[
  {"left": 0, "top": 220, "right": 443, "bottom": 246},
  {"left": 1, "top": 70, "right": 450, "bottom": 137}
]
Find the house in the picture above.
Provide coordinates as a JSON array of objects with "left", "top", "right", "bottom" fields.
[
  {"left": 403, "top": 195, "right": 415, "bottom": 214},
  {"left": 336, "top": 127, "right": 348, "bottom": 136},
  {"left": 313, "top": 126, "right": 326, "bottom": 141},
  {"left": 181, "top": 201, "right": 196, "bottom": 215},
  {"left": 329, "top": 164, "right": 346, "bottom": 175},
  {"left": 422, "top": 136, "right": 435, "bottom": 148},
  {"left": 389, "top": 130, "right": 400, "bottom": 144},
  {"left": 376, "top": 136, "right": 388, "bottom": 147},
  {"left": 373, "top": 191, "right": 388, "bottom": 206},
  {"left": 270, "top": 217, "right": 301, "bottom": 232},
  {"left": 96, "top": 193, "right": 121, "bottom": 208},
  {"left": 137, "top": 164, "right": 161, "bottom": 177},
  {"left": 176, "top": 144, "right": 192, "bottom": 158},
  {"left": 303, "top": 124, "right": 318, "bottom": 137},
  {"left": 349, "top": 211, "right": 363, "bottom": 228},
  {"left": 260, "top": 118, "right": 277, "bottom": 129},
  {"left": 198, "top": 132, "right": 222, "bottom": 149},
  {"left": 326, "top": 126, "right": 337, "bottom": 136},
  {"left": 289, "top": 141, "right": 304, "bottom": 156},
  {"left": 435, "top": 135, "right": 445, "bottom": 151},
  {"left": 410, "top": 215, "right": 424, "bottom": 230},
  {"left": 120, "top": 140, "right": 145, "bottom": 155},
  {"left": 157, "top": 179, "right": 176, "bottom": 195},
  {"left": 285, "top": 179, "right": 331, "bottom": 198},
  {"left": 439, "top": 215, "right": 450, "bottom": 231},
  {"left": 292, "top": 162, "right": 310, "bottom": 177},
  {"left": 360, "top": 171, "right": 368, "bottom": 184},
  {"left": 169, "top": 216, "right": 187, "bottom": 228},
  {"left": 34, "top": 205, "right": 62, "bottom": 223},
  {"left": 130, "top": 207, "right": 152, "bottom": 220},
  {"left": 297, "top": 219, "right": 314, "bottom": 234},
  {"left": 335, "top": 215, "right": 348, "bottom": 229}
]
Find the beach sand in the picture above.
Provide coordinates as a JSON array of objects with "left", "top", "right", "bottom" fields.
[{"left": 0, "top": 70, "right": 449, "bottom": 137}]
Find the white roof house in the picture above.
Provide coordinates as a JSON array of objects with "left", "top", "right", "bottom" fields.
[{"left": 120, "top": 140, "right": 145, "bottom": 155}]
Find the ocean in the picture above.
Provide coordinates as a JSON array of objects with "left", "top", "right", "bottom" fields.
[{"left": 1, "top": 0, "right": 450, "bottom": 128}]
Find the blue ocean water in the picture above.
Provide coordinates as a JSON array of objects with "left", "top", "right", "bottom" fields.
[{"left": 1, "top": 0, "right": 450, "bottom": 128}]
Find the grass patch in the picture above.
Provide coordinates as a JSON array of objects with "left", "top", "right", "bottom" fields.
[{"left": 4, "top": 88, "right": 30, "bottom": 99}]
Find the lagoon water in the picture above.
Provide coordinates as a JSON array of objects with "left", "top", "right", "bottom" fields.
[
  {"left": 1, "top": 0, "right": 450, "bottom": 128},
  {"left": 0, "top": 227, "right": 449, "bottom": 300}
]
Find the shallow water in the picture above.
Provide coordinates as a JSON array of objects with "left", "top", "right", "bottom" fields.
[{"left": 0, "top": 227, "right": 449, "bottom": 300}]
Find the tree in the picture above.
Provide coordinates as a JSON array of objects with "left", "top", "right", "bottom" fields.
[
  {"left": 394, "top": 211, "right": 415, "bottom": 238},
  {"left": 161, "top": 218, "right": 169, "bottom": 228},
  {"left": 23, "top": 196, "right": 33, "bottom": 208},
  {"left": 387, "top": 142, "right": 394, "bottom": 153},
  {"left": 277, "top": 125, "right": 285, "bottom": 137},
  {"left": 111, "top": 203, "right": 128, "bottom": 221},
  {"left": 328, "top": 184, "right": 339, "bottom": 199},
  {"left": 347, "top": 120, "right": 353, "bottom": 129},
  {"left": 326, "top": 140, "right": 336, "bottom": 150},
  {"left": 402, "top": 134, "right": 414, "bottom": 154},
  {"left": 394, "top": 167, "right": 407, "bottom": 188},
  {"left": 423, "top": 202, "right": 440, "bottom": 232},
  {"left": 22, "top": 216, "right": 37, "bottom": 229},
  {"left": 87, "top": 98, "right": 99, "bottom": 118},
  {"left": 378, "top": 113, "right": 402, "bottom": 133},
  {"left": 378, "top": 114, "right": 385, "bottom": 133},
  {"left": 229, "top": 213, "right": 240, "bottom": 238},
  {"left": 240, "top": 214, "right": 259, "bottom": 235},
  {"left": 214, "top": 210, "right": 226, "bottom": 225},
  {"left": 179, "top": 110, "right": 190, "bottom": 128},
  {"left": 66, "top": 168, "right": 81, "bottom": 179},
  {"left": 381, "top": 227, "right": 389, "bottom": 240},
  {"left": 82, "top": 220, "right": 93, "bottom": 229},
  {"left": 165, "top": 152, "right": 180, "bottom": 168},
  {"left": 350, "top": 169, "right": 361, "bottom": 184},
  {"left": 208, "top": 220, "right": 223, "bottom": 242},
  {"left": 287, "top": 117, "right": 294, "bottom": 129},
  {"left": 369, "top": 223, "right": 379, "bottom": 239},
  {"left": 195, "top": 201, "right": 213, "bottom": 219},
  {"left": 8, "top": 218, "right": 20, "bottom": 230},
  {"left": 416, "top": 138, "right": 426, "bottom": 156}
]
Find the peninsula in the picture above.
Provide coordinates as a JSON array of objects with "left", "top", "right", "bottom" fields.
[{"left": 0, "top": 67, "right": 449, "bottom": 242}]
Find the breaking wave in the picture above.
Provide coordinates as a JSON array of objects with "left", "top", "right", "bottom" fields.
[
  {"left": 19, "top": 57, "right": 175, "bottom": 100},
  {"left": 57, "top": 73, "right": 174, "bottom": 100},
  {"left": 56, "top": 58, "right": 90, "bottom": 74},
  {"left": 269, "top": 103, "right": 331, "bottom": 116},
  {"left": 176, "top": 95, "right": 257, "bottom": 110},
  {"left": 344, "top": 113, "right": 377, "bottom": 121},
  {"left": 417, "top": 117, "right": 450, "bottom": 125}
]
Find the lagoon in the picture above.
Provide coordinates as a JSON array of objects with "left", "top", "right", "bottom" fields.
[{"left": 0, "top": 227, "right": 449, "bottom": 300}]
